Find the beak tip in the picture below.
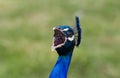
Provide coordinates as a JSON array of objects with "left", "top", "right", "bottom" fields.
[
  {"left": 51, "top": 46, "right": 55, "bottom": 51},
  {"left": 53, "top": 27, "right": 56, "bottom": 30}
]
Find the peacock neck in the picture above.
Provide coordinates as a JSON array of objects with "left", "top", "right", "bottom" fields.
[{"left": 49, "top": 50, "right": 73, "bottom": 78}]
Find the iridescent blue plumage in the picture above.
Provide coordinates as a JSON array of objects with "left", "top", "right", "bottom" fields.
[
  {"left": 49, "top": 50, "right": 73, "bottom": 78},
  {"left": 49, "top": 17, "right": 81, "bottom": 78}
]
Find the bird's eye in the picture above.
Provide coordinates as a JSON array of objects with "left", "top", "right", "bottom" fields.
[{"left": 67, "top": 31, "right": 73, "bottom": 37}]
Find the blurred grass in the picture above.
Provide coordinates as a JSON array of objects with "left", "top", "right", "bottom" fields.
[{"left": 0, "top": 0, "right": 120, "bottom": 78}]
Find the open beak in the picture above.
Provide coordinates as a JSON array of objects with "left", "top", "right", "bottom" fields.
[{"left": 52, "top": 28, "right": 67, "bottom": 51}]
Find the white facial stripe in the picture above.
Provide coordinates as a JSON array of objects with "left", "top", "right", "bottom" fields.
[
  {"left": 68, "top": 35, "right": 74, "bottom": 41},
  {"left": 61, "top": 28, "right": 69, "bottom": 31}
]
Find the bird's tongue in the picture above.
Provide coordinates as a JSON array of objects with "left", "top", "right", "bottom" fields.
[{"left": 52, "top": 29, "right": 66, "bottom": 51}]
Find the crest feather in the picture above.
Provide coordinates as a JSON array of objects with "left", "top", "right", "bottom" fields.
[{"left": 74, "top": 16, "right": 81, "bottom": 46}]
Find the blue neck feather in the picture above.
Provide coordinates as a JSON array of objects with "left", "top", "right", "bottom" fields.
[{"left": 49, "top": 51, "right": 73, "bottom": 78}]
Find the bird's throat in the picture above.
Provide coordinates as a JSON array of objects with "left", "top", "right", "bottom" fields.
[{"left": 49, "top": 52, "right": 73, "bottom": 78}]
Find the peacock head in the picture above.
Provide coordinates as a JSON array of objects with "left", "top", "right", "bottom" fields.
[
  {"left": 52, "top": 26, "right": 75, "bottom": 55},
  {"left": 52, "top": 16, "right": 81, "bottom": 55}
]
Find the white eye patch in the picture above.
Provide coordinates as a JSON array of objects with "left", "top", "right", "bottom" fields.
[
  {"left": 68, "top": 35, "right": 74, "bottom": 41},
  {"left": 62, "top": 28, "right": 69, "bottom": 31}
]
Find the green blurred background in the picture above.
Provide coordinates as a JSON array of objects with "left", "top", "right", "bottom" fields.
[{"left": 0, "top": 0, "right": 120, "bottom": 78}]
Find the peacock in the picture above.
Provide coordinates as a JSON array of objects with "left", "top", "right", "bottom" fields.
[{"left": 49, "top": 16, "right": 81, "bottom": 78}]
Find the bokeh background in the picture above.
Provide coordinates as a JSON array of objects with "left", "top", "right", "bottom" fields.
[{"left": 0, "top": 0, "right": 120, "bottom": 78}]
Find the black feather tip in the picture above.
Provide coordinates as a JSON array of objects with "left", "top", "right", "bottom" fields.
[{"left": 75, "top": 16, "right": 81, "bottom": 46}]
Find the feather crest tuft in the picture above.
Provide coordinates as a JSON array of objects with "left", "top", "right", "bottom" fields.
[{"left": 74, "top": 16, "right": 81, "bottom": 46}]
